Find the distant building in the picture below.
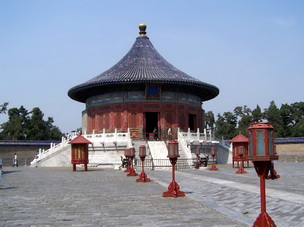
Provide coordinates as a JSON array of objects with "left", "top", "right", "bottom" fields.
[{"left": 68, "top": 24, "right": 219, "bottom": 140}]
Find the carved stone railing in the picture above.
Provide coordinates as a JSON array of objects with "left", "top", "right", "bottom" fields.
[{"left": 30, "top": 129, "right": 132, "bottom": 166}]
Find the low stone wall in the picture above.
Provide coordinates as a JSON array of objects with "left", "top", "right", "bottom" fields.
[
  {"left": 276, "top": 143, "right": 304, "bottom": 162},
  {"left": 0, "top": 140, "right": 61, "bottom": 166},
  {"left": 0, "top": 145, "right": 51, "bottom": 166}
]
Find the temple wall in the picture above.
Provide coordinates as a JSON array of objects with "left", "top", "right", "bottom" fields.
[{"left": 84, "top": 91, "right": 203, "bottom": 140}]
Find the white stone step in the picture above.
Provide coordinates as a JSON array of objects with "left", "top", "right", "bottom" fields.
[{"left": 147, "top": 141, "right": 168, "bottom": 159}]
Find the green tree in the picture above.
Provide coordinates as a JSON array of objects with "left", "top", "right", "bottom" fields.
[
  {"left": 27, "top": 107, "right": 49, "bottom": 140},
  {"left": 279, "top": 104, "right": 293, "bottom": 137},
  {"left": 212, "top": 101, "right": 304, "bottom": 139},
  {"left": 263, "top": 101, "right": 284, "bottom": 137},
  {"left": 1, "top": 106, "right": 63, "bottom": 140},
  {"left": 205, "top": 111, "right": 215, "bottom": 130},
  {"left": 252, "top": 105, "right": 262, "bottom": 122},
  {"left": 215, "top": 112, "right": 237, "bottom": 140},
  {"left": 44, "top": 117, "right": 63, "bottom": 140},
  {"left": 233, "top": 105, "right": 253, "bottom": 136},
  {"left": 292, "top": 119, "right": 304, "bottom": 137},
  {"left": 0, "top": 102, "right": 8, "bottom": 114},
  {"left": 1, "top": 106, "right": 30, "bottom": 140},
  {"left": 289, "top": 102, "right": 304, "bottom": 137}
]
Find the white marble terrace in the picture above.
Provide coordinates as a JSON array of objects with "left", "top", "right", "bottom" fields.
[{"left": 30, "top": 128, "right": 229, "bottom": 168}]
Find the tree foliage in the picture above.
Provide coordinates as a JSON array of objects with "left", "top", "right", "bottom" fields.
[
  {"left": 215, "top": 112, "right": 237, "bottom": 140},
  {"left": 0, "top": 102, "right": 8, "bottom": 114},
  {"left": 209, "top": 101, "right": 304, "bottom": 140},
  {"left": 0, "top": 105, "right": 63, "bottom": 140},
  {"left": 204, "top": 111, "right": 215, "bottom": 130}
]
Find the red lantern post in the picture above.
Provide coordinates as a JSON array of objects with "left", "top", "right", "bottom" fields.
[
  {"left": 163, "top": 141, "right": 185, "bottom": 198},
  {"left": 136, "top": 145, "right": 151, "bottom": 182},
  {"left": 235, "top": 146, "right": 247, "bottom": 174},
  {"left": 68, "top": 135, "right": 92, "bottom": 171},
  {"left": 127, "top": 147, "right": 138, "bottom": 177},
  {"left": 248, "top": 122, "right": 278, "bottom": 227},
  {"left": 209, "top": 146, "right": 218, "bottom": 171}
]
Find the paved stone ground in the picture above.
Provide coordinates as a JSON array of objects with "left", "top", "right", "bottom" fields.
[
  {"left": 1, "top": 163, "right": 303, "bottom": 226},
  {"left": 1, "top": 166, "right": 244, "bottom": 227},
  {"left": 147, "top": 162, "right": 304, "bottom": 227}
]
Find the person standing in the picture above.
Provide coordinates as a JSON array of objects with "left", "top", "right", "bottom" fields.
[
  {"left": 153, "top": 127, "right": 158, "bottom": 140},
  {"left": 168, "top": 128, "right": 172, "bottom": 140},
  {"left": 0, "top": 158, "right": 3, "bottom": 181},
  {"left": 13, "top": 153, "right": 18, "bottom": 167}
]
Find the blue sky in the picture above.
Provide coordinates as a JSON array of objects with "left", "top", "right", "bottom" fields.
[{"left": 0, "top": 0, "right": 303, "bottom": 133}]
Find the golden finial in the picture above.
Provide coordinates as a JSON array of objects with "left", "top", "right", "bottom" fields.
[{"left": 139, "top": 24, "right": 147, "bottom": 37}]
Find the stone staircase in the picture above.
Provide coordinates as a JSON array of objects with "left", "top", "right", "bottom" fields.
[
  {"left": 30, "top": 141, "right": 71, "bottom": 167},
  {"left": 36, "top": 145, "right": 71, "bottom": 167},
  {"left": 147, "top": 141, "right": 168, "bottom": 159},
  {"left": 30, "top": 129, "right": 132, "bottom": 168},
  {"left": 29, "top": 128, "right": 229, "bottom": 169}
]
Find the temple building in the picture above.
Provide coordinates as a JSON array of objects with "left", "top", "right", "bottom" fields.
[{"left": 68, "top": 24, "right": 219, "bottom": 140}]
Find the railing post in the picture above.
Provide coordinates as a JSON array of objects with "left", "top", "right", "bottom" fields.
[
  {"left": 204, "top": 128, "right": 207, "bottom": 141},
  {"left": 197, "top": 128, "right": 200, "bottom": 141},
  {"left": 151, "top": 157, "right": 154, "bottom": 170},
  {"left": 127, "top": 128, "right": 132, "bottom": 147},
  {"left": 209, "top": 129, "right": 212, "bottom": 141},
  {"left": 114, "top": 128, "right": 118, "bottom": 143}
]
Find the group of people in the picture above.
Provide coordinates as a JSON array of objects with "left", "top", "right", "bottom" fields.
[{"left": 152, "top": 127, "right": 173, "bottom": 140}]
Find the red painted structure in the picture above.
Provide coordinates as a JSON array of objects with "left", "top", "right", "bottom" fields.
[
  {"left": 209, "top": 146, "right": 218, "bottom": 171},
  {"left": 248, "top": 122, "right": 278, "bottom": 227},
  {"left": 68, "top": 24, "right": 219, "bottom": 140},
  {"left": 69, "top": 135, "right": 92, "bottom": 171},
  {"left": 136, "top": 145, "right": 151, "bottom": 182},
  {"left": 126, "top": 147, "right": 138, "bottom": 177},
  {"left": 86, "top": 102, "right": 203, "bottom": 140},
  {"left": 163, "top": 141, "right": 185, "bottom": 198},
  {"left": 230, "top": 132, "right": 250, "bottom": 169}
]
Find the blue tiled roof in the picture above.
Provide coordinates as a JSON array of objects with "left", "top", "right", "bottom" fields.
[
  {"left": 68, "top": 25, "right": 219, "bottom": 103},
  {"left": 274, "top": 137, "right": 304, "bottom": 144},
  {"left": 0, "top": 140, "right": 60, "bottom": 146}
]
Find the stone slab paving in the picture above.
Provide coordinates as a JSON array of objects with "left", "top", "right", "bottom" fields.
[
  {"left": 147, "top": 162, "right": 304, "bottom": 227},
  {"left": 1, "top": 166, "right": 245, "bottom": 227}
]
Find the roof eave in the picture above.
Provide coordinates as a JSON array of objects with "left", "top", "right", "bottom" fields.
[{"left": 68, "top": 80, "right": 219, "bottom": 103}]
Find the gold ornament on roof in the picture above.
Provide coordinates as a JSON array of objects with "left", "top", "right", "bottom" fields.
[{"left": 139, "top": 24, "right": 147, "bottom": 37}]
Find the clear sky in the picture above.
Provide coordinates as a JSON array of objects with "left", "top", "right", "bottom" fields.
[{"left": 0, "top": 0, "right": 303, "bottom": 134}]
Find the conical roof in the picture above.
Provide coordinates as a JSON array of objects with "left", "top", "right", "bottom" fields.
[
  {"left": 229, "top": 133, "right": 249, "bottom": 143},
  {"left": 68, "top": 24, "right": 219, "bottom": 103},
  {"left": 68, "top": 135, "right": 92, "bottom": 144}
]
